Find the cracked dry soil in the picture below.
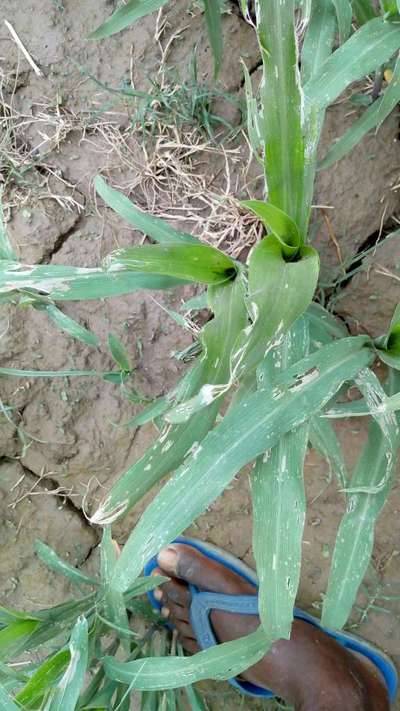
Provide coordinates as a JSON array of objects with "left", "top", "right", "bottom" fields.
[{"left": 1, "top": 1, "right": 400, "bottom": 708}]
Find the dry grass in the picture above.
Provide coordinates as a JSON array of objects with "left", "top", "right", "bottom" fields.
[
  {"left": 1, "top": 6, "right": 264, "bottom": 260},
  {"left": 92, "top": 120, "right": 263, "bottom": 258},
  {"left": 1, "top": 63, "right": 90, "bottom": 214},
  {"left": 1, "top": 57, "right": 263, "bottom": 260},
  {"left": 7, "top": 465, "right": 75, "bottom": 510}
]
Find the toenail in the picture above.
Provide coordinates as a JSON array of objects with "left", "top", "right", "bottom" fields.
[
  {"left": 158, "top": 546, "right": 178, "bottom": 572},
  {"left": 153, "top": 588, "right": 163, "bottom": 601},
  {"left": 161, "top": 606, "right": 170, "bottom": 619}
]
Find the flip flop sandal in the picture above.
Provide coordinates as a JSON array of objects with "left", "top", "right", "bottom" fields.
[{"left": 144, "top": 536, "right": 398, "bottom": 701}]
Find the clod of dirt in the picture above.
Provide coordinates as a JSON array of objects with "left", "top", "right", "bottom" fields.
[
  {"left": 1, "top": 257, "right": 195, "bottom": 513},
  {"left": 313, "top": 103, "right": 400, "bottom": 270},
  {"left": 7, "top": 188, "right": 83, "bottom": 263},
  {"left": 0, "top": 460, "right": 97, "bottom": 610},
  {"left": 335, "top": 237, "right": 400, "bottom": 337},
  {"left": 0, "top": 418, "right": 19, "bottom": 461}
]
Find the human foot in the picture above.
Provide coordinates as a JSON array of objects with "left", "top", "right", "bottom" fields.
[{"left": 152, "top": 542, "right": 390, "bottom": 711}]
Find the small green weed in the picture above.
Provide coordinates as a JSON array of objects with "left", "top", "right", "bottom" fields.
[
  {"left": 131, "top": 58, "right": 243, "bottom": 139},
  {"left": 82, "top": 54, "right": 243, "bottom": 139}
]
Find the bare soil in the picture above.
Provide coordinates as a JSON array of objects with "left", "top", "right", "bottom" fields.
[{"left": 1, "top": 1, "right": 400, "bottom": 708}]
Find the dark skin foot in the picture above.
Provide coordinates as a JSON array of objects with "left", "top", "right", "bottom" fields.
[{"left": 152, "top": 544, "right": 390, "bottom": 711}]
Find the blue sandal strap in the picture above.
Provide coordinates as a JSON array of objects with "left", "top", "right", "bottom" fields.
[
  {"left": 189, "top": 588, "right": 259, "bottom": 649},
  {"left": 188, "top": 585, "right": 274, "bottom": 698},
  {"left": 190, "top": 589, "right": 259, "bottom": 617}
]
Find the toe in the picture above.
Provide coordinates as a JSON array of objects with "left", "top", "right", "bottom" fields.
[
  {"left": 151, "top": 566, "right": 191, "bottom": 611},
  {"left": 157, "top": 546, "right": 179, "bottom": 575},
  {"left": 151, "top": 566, "right": 168, "bottom": 602},
  {"left": 179, "top": 637, "right": 199, "bottom": 655},
  {"left": 163, "top": 579, "right": 191, "bottom": 606},
  {"left": 166, "top": 600, "right": 190, "bottom": 624},
  {"left": 174, "top": 618, "right": 196, "bottom": 640},
  {"left": 158, "top": 543, "right": 255, "bottom": 595},
  {"left": 158, "top": 544, "right": 203, "bottom": 583}
]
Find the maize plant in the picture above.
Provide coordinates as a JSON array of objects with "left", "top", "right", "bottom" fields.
[{"left": 1, "top": 0, "right": 400, "bottom": 705}]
